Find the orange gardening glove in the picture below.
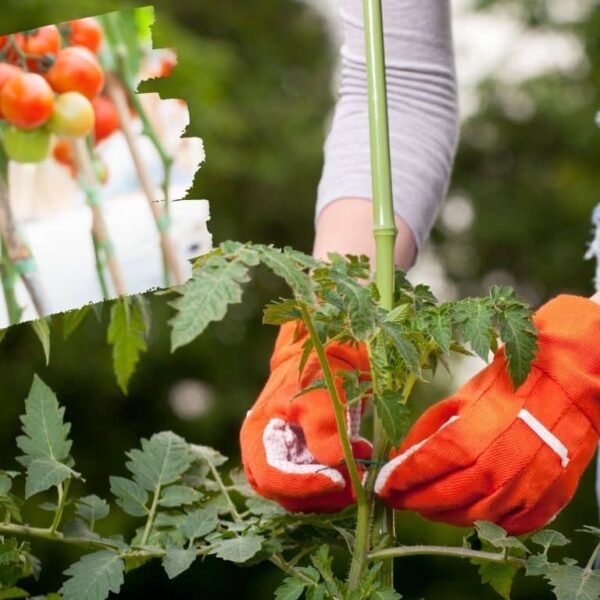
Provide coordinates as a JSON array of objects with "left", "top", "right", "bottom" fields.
[
  {"left": 375, "top": 294, "right": 600, "bottom": 535},
  {"left": 240, "top": 321, "right": 372, "bottom": 513}
]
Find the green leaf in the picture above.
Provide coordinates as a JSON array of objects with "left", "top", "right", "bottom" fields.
[
  {"left": 30, "top": 318, "right": 51, "bottom": 365},
  {"left": 541, "top": 564, "right": 600, "bottom": 600},
  {"left": 189, "top": 444, "right": 228, "bottom": 467},
  {"left": 381, "top": 322, "right": 421, "bottom": 376},
  {"left": 255, "top": 245, "right": 315, "bottom": 305},
  {"left": 498, "top": 305, "right": 538, "bottom": 387},
  {"left": 162, "top": 547, "right": 197, "bottom": 580},
  {"left": 476, "top": 560, "right": 519, "bottom": 600},
  {"left": 275, "top": 577, "right": 306, "bottom": 600},
  {"left": 474, "top": 521, "right": 528, "bottom": 553},
  {"left": 0, "top": 329, "right": 6, "bottom": 345},
  {"left": 125, "top": 432, "right": 193, "bottom": 492},
  {"left": 530, "top": 530, "right": 570, "bottom": 555},
  {"left": 60, "top": 550, "right": 125, "bottom": 600},
  {"left": 107, "top": 298, "right": 148, "bottom": 394},
  {"left": 292, "top": 378, "right": 327, "bottom": 400},
  {"left": 109, "top": 476, "right": 148, "bottom": 517},
  {"left": 25, "top": 458, "right": 77, "bottom": 499},
  {"left": 372, "top": 590, "right": 402, "bottom": 600},
  {"left": 330, "top": 270, "right": 376, "bottom": 340},
  {"left": 0, "top": 587, "right": 28, "bottom": 599},
  {"left": 76, "top": 495, "right": 110, "bottom": 524},
  {"left": 180, "top": 507, "right": 219, "bottom": 541},
  {"left": 158, "top": 485, "right": 202, "bottom": 508},
  {"left": 212, "top": 534, "right": 264, "bottom": 563},
  {"left": 170, "top": 252, "right": 252, "bottom": 351},
  {"left": 263, "top": 299, "right": 302, "bottom": 325},
  {"left": 62, "top": 306, "right": 92, "bottom": 340},
  {"left": 374, "top": 392, "right": 412, "bottom": 447},
  {"left": 16, "top": 376, "right": 72, "bottom": 464},
  {"left": 427, "top": 310, "right": 452, "bottom": 353},
  {"left": 454, "top": 301, "right": 494, "bottom": 361}
]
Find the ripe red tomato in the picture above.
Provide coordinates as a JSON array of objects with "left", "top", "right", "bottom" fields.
[
  {"left": 22, "top": 25, "right": 61, "bottom": 56},
  {"left": 48, "top": 91, "right": 95, "bottom": 137},
  {"left": 67, "top": 18, "right": 104, "bottom": 53},
  {"left": 2, "top": 125, "right": 51, "bottom": 163},
  {"left": 46, "top": 46, "right": 105, "bottom": 99},
  {"left": 0, "top": 64, "right": 22, "bottom": 119},
  {"left": 91, "top": 96, "right": 119, "bottom": 142},
  {"left": 1, "top": 72, "right": 55, "bottom": 129}
]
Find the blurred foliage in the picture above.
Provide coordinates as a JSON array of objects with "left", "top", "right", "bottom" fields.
[
  {"left": 434, "top": 2, "right": 600, "bottom": 302},
  {"left": 0, "top": 0, "right": 598, "bottom": 599}
]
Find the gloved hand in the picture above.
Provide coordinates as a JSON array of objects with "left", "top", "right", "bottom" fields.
[
  {"left": 375, "top": 295, "right": 600, "bottom": 535},
  {"left": 240, "top": 320, "right": 372, "bottom": 513}
]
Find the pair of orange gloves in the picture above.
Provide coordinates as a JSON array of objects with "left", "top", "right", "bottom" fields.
[{"left": 240, "top": 295, "right": 600, "bottom": 535}]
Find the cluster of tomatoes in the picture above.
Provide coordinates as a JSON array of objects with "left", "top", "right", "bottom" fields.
[{"left": 0, "top": 18, "right": 120, "bottom": 173}]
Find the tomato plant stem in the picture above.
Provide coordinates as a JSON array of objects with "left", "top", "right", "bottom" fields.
[
  {"left": 0, "top": 235, "right": 22, "bottom": 325},
  {"left": 368, "top": 545, "right": 527, "bottom": 567},
  {"left": 49, "top": 480, "right": 70, "bottom": 536},
  {"left": 299, "top": 304, "right": 367, "bottom": 506},
  {"left": 106, "top": 75, "right": 184, "bottom": 287}
]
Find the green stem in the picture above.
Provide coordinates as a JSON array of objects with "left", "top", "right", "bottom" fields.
[
  {"left": 368, "top": 545, "right": 527, "bottom": 567},
  {"left": 299, "top": 303, "right": 366, "bottom": 506},
  {"left": 0, "top": 522, "right": 121, "bottom": 551},
  {"left": 140, "top": 483, "right": 161, "bottom": 547},
  {"left": 0, "top": 235, "right": 22, "bottom": 325},
  {"left": 363, "top": 0, "right": 398, "bottom": 589},
  {"left": 49, "top": 479, "right": 70, "bottom": 535},
  {"left": 585, "top": 540, "right": 600, "bottom": 571},
  {"left": 207, "top": 461, "right": 242, "bottom": 523}
]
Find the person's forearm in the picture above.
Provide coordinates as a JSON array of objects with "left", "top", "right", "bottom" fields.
[
  {"left": 313, "top": 197, "right": 416, "bottom": 271},
  {"left": 315, "top": 0, "right": 458, "bottom": 269}
]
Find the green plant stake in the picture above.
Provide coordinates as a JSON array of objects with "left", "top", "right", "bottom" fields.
[{"left": 358, "top": 0, "right": 398, "bottom": 589}]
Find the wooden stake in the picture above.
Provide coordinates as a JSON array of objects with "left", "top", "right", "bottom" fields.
[
  {"left": 106, "top": 74, "right": 186, "bottom": 286},
  {"left": 70, "top": 137, "right": 127, "bottom": 297}
]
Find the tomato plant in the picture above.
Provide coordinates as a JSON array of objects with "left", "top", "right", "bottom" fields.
[
  {"left": 46, "top": 46, "right": 104, "bottom": 99},
  {"left": 48, "top": 91, "right": 94, "bottom": 137},
  {"left": 91, "top": 95, "right": 119, "bottom": 142},
  {"left": 66, "top": 17, "right": 104, "bottom": 53},
  {"left": 2, "top": 124, "right": 51, "bottom": 163},
  {"left": 0, "top": 72, "right": 54, "bottom": 129}
]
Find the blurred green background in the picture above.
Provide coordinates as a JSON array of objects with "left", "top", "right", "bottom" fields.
[{"left": 0, "top": 0, "right": 599, "bottom": 598}]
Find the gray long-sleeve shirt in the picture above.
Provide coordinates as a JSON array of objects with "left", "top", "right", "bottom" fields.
[{"left": 316, "top": 0, "right": 459, "bottom": 254}]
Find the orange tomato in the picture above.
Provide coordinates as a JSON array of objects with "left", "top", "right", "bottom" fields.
[
  {"left": 1, "top": 72, "right": 55, "bottom": 129},
  {"left": 67, "top": 18, "right": 104, "bottom": 53},
  {"left": 91, "top": 96, "right": 119, "bottom": 143},
  {"left": 0, "top": 34, "right": 25, "bottom": 64},
  {"left": 46, "top": 46, "right": 105, "bottom": 99},
  {"left": 22, "top": 25, "right": 61, "bottom": 56}
]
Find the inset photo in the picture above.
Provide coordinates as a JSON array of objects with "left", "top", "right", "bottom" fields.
[{"left": 0, "top": 8, "right": 210, "bottom": 327}]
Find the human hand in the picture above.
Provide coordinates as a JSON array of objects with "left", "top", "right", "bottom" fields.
[
  {"left": 375, "top": 295, "right": 600, "bottom": 534},
  {"left": 240, "top": 321, "right": 372, "bottom": 512}
]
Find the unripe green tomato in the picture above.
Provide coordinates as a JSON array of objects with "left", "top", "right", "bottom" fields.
[
  {"left": 2, "top": 125, "right": 51, "bottom": 163},
  {"left": 48, "top": 91, "right": 95, "bottom": 137}
]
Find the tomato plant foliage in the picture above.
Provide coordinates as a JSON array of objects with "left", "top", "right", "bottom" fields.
[{"left": 0, "top": 243, "right": 598, "bottom": 599}]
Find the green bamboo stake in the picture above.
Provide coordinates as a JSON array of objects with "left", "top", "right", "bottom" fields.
[
  {"left": 348, "top": 0, "right": 398, "bottom": 590},
  {"left": 363, "top": 0, "right": 398, "bottom": 588}
]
